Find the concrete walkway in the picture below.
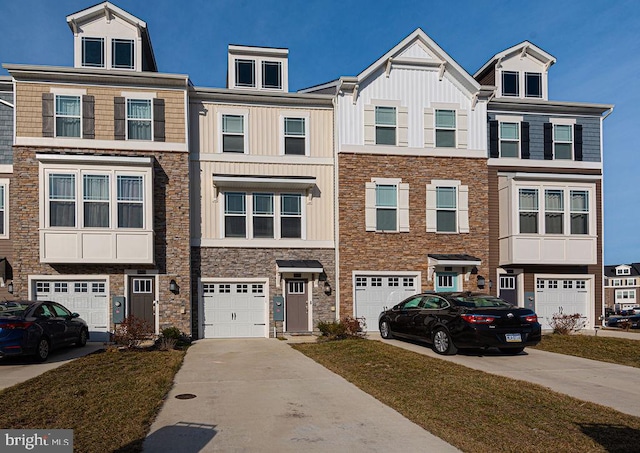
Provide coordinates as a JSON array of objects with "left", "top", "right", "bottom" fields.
[{"left": 143, "top": 339, "right": 459, "bottom": 453}]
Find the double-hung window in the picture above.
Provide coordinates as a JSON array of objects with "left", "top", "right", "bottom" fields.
[
  {"left": 375, "top": 106, "right": 396, "bottom": 145},
  {"left": 117, "top": 175, "right": 144, "bottom": 228},
  {"left": 553, "top": 125, "right": 573, "bottom": 160},
  {"left": 544, "top": 190, "right": 564, "bottom": 234},
  {"left": 222, "top": 114, "right": 245, "bottom": 153},
  {"left": 113, "top": 39, "right": 134, "bottom": 69},
  {"left": 82, "top": 37, "right": 104, "bottom": 68},
  {"left": 436, "top": 187, "right": 457, "bottom": 232},
  {"left": 253, "top": 193, "right": 274, "bottom": 238},
  {"left": 435, "top": 110, "right": 456, "bottom": 147},
  {"left": 83, "top": 175, "right": 110, "bottom": 228},
  {"left": 224, "top": 192, "right": 247, "bottom": 238},
  {"left": 55, "top": 95, "right": 81, "bottom": 138},
  {"left": 281, "top": 194, "right": 302, "bottom": 238},
  {"left": 525, "top": 72, "right": 542, "bottom": 98},
  {"left": 519, "top": 188, "right": 539, "bottom": 234},
  {"left": 284, "top": 117, "right": 306, "bottom": 155},
  {"left": 262, "top": 61, "right": 282, "bottom": 89},
  {"left": 502, "top": 71, "right": 519, "bottom": 96},
  {"left": 375, "top": 184, "right": 397, "bottom": 231},
  {"left": 570, "top": 190, "right": 589, "bottom": 234},
  {"left": 499, "top": 122, "right": 519, "bottom": 157},
  {"left": 127, "top": 99, "right": 152, "bottom": 141},
  {"left": 235, "top": 59, "right": 255, "bottom": 87},
  {"left": 49, "top": 174, "right": 76, "bottom": 227}
]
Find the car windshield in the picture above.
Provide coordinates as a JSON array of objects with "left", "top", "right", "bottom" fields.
[
  {"left": 0, "top": 302, "right": 30, "bottom": 317},
  {"left": 453, "top": 296, "right": 513, "bottom": 308}
]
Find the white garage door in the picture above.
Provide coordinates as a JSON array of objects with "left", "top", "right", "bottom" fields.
[
  {"left": 202, "top": 282, "right": 267, "bottom": 338},
  {"left": 354, "top": 275, "right": 419, "bottom": 332},
  {"left": 34, "top": 280, "right": 109, "bottom": 341},
  {"left": 535, "top": 278, "right": 590, "bottom": 330}
]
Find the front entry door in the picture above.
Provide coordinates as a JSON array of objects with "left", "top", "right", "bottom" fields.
[
  {"left": 499, "top": 275, "right": 517, "bottom": 306},
  {"left": 286, "top": 280, "right": 308, "bottom": 332},
  {"left": 435, "top": 272, "right": 458, "bottom": 292},
  {"left": 129, "top": 277, "right": 155, "bottom": 327}
]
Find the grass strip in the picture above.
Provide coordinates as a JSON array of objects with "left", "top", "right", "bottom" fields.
[
  {"left": 0, "top": 349, "right": 184, "bottom": 453},
  {"left": 293, "top": 339, "right": 640, "bottom": 453},
  {"left": 533, "top": 334, "right": 640, "bottom": 368}
]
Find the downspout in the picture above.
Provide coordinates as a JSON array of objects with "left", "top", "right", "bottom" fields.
[
  {"left": 599, "top": 106, "right": 614, "bottom": 327},
  {"left": 332, "top": 83, "right": 340, "bottom": 321}
]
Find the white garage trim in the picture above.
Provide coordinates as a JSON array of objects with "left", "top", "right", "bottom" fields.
[
  {"left": 199, "top": 277, "right": 269, "bottom": 339},
  {"left": 352, "top": 270, "right": 421, "bottom": 332},
  {"left": 534, "top": 273, "right": 594, "bottom": 330},
  {"left": 28, "top": 274, "right": 110, "bottom": 299}
]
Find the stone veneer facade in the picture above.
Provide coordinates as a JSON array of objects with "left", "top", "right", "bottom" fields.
[
  {"left": 192, "top": 247, "right": 335, "bottom": 338},
  {"left": 337, "top": 153, "right": 490, "bottom": 317},
  {"left": 11, "top": 146, "right": 192, "bottom": 334}
]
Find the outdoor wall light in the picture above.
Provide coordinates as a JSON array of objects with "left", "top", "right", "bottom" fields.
[
  {"left": 477, "top": 276, "right": 486, "bottom": 289},
  {"left": 323, "top": 281, "right": 332, "bottom": 295},
  {"left": 7, "top": 282, "right": 13, "bottom": 294},
  {"left": 169, "top": 279, "right": 179, "bottom": 294}
]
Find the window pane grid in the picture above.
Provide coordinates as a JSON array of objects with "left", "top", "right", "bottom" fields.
[
  {"left": 55, "top": 95, "right": 81, "bottom": 138},
  {"left": 113, "top": 39, "right": 134, "bottom": 69},
  {"left": 82, "top": 37, "right": 104, "bottom": 67}
]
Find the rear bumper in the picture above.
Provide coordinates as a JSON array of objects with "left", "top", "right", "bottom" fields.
[{"left": 453, "top": 324, "right": 542, "bottom": 349}]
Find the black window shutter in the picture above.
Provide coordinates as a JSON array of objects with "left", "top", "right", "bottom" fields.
[
  {"left": 543, "top": 122, "right": 553, "bottom": 160},
  {"left": 82, "top": 95, "right": 95, "bottom": 139},
  {"left": 42, "top": 93, "right": 54, "bottom": 137},
  {"left": 114, "top": 97, "right": 126, "bottom": 140},
  {"left": 489, "top": 120, "right": 499, "bottom": 158},
  {"left": 574, "top": 124, "right": 583, "bottom": 161},
  {"left": 153, "top": 98, "right": 165, "bottom": 142},
  {"left": 521, "top": 122, "right": 530, "bottom": 159}
]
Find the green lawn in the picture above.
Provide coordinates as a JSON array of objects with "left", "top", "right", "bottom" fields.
[
  {"left": 533, "top": 334, "right": 640, "bottom": 368},
  {"left": 0, "top": 348, "right": 184, "bottom": 453},
  {"left": 293, "top": 339, "right": 640, "bottom": 453}
]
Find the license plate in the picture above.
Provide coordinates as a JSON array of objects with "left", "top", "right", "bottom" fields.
[{"left": 505, "top": 333, "right": 522, "bottom": 342}]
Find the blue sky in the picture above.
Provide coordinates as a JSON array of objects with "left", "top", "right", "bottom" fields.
[{"left": 1, "top": 0, "right": 638, "bottom": 264}]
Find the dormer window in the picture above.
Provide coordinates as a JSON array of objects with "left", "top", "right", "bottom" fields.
[
  {"left": 82, "top": 37, "right": 104, "bottom": 68},
  {"left": 113, "top": 39, "right": 134, "bottom": 69},
  {"left": 262, "top": 61, "right": 282, "bottom": 89},
  {"left": 235, "top": 60, "right": 255, "bottom": 87},
  {"left": 617, "top": 267, "right": 631, "bottom": 276},
  {"left": 525, "top": 72, "right": 542, "bottom": 98},
  {"left": 502, "top": 71, "right": 519, "bottom": 97}
]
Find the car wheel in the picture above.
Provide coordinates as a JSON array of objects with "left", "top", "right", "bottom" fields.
[
  {"left": 35, "top": 337, "right": 50, "bottom": 362},
  {"left": 76, "top": 329, "right": 88, "bottom": 347},
  {"left": 499, "top": 347, "right": 524, "bottom": 355},
  {"left": 432, "top": 328, "right": 458, "bottom": 355},
  {"left": 379, "top": 320, "right": 393, "bottom": 339}
]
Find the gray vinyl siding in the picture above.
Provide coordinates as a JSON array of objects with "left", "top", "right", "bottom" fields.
[
  {"left": 0, "top": 92, "right": 13, "bottom": 165},
  {"left": 488, "top": 112, "right": 601, "bottom": 162}
]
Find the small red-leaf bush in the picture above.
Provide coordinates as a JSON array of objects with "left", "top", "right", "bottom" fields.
[
  {"left": 317, "top": 316, "right": 366, "bottom": 341},
  {"left": 113, "top": 315, "right": 153, "bottom": 348},
  {"left": 548, "top": 313, "right": 586, "bottom": 335}
]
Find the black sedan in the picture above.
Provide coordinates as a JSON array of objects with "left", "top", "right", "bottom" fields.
[
  {"left": 378, "top": 292, "right": 541, "bottom": 355},
  {"left": 0, "top": 300, "right": 89, "bottom": 362}
]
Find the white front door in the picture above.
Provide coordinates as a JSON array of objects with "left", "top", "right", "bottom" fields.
[
  {"left": 202, "top": 281, "right": 267, "bottom": 338},
  {"left": 354, "top": 274, "right": 419, "bottom": 332},
  {"left": 34, "top": 280, "right": 109, "bottom": 341},
  {"left": 535, "top": 278, "right": 590, "bottom": 330}
]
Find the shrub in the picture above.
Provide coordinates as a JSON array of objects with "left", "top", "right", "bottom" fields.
[
  {"left": 113, "top": 315, "right": 153, "bottom": 348},
  {"left": 157, "top": 337, "right": 178, "bottom": 351},
  {"left": 548, "top": 312, "right": 586, "bottom": 335},
  {"left": 161, "top": 326, "right": 182, "bottom": 340},
  {"left": 157, "top": 326, "right": 192, "bottom": 350},
  {"left": 317, "top": 316, "right": 366, "bottom": 341}
]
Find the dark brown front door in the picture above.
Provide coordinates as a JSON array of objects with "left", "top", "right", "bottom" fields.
[
  {"left": 286, "top": 280, "right": 308, "bottom": 332},
  {"left": 129, "top": 276, "right": 155, "bottom": 327},
  {"left": 499, "top": 275, "right": 517, "bottom": 306}
]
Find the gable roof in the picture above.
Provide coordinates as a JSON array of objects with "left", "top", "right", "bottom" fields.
[
  {"left": 474, "top": 40, "right": 556, "bottom": 81},
  {"left": 604, "top": 264, "right": 640, "bottom": 277},
  {"left": 66, "top": 1, "right": 157, "bottom": 72},
  {"left": 301, "top": 28, "right": 487, "bottom": 97}
]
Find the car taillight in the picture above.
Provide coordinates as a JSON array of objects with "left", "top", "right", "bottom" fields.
[
  {"left": 461, "top": 314, "right": 496, "bottom": 324},
  {"left": 522, "top": 315, "right": 538, "bottom": 323},
  {"left": 0, "top": 321, "right": 33, "bottom": 330}
]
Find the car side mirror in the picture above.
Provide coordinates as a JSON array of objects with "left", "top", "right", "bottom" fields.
[{"left": 70, "top": 313, "right": 80, "bottom": 319}]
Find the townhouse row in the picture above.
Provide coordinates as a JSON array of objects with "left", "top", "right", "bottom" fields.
[{"left": 0, "top": 2, "right": 612, "bottom": 340}]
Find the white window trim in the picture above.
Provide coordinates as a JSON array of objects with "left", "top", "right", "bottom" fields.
[
  {"left": 365, "top": 177, "right": 409, "bottom": 233},
  {"left": 426, "top": 179, "right": 468, "bottom": 234},
  {"left": 112, "top": 38, "right": 136, "bottom": 70},
  {"left": 125, "top": 97, "right": 154, "bottom": 142},
  {"left": 53, "top": 94, "right": 83, "bottom": 139},
  {"left": 228, "top": 54, "right": 288, "bottom": 92},
  {"left": 220, "top": 191, "right": 305, "bottom": 240},
  {"left": 279, "top": 112, "right": 310, "bottom": 156},
  {"left": 374, "top": 106, "right": 397, "bottom": 146},
  {"left": 615, "top": 289, "right": 636, "bottom": 302},
  {"left": 495, "top": 115, "right": 523, "bottom": 159},
  {"left": 512, "top": 181, "right": 595, "bottom": 237},
  {"left": 40, "top": 163, "right": 152, "bottom": 233},
  {"left": 218, "top": 109, "right": 249, "bottom": 154},
  {"left": 524, "top": 72, "right": 543, "bottom": 98},
  {"left": 616, "top": 267, "right": 631, "bottom": 276},
  {"left": 0, "top": 179, "right": 8, "bottom": 239},
  {"left": 81, "top": 37, "right": 105, "bottom": 68},
  {"left": 434, "top": 108, "right": 457, "bottom": 148}
]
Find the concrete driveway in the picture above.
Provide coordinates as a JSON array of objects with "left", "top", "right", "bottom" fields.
[
  {"left": 0, "top": 342, "right": 104, "bottom": 390},
  {"left": 381, "top": 337, "right": 640, "bottom": 418},
  {"left": 143, "top": 339, "right": 459, "bottom": 453}
]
